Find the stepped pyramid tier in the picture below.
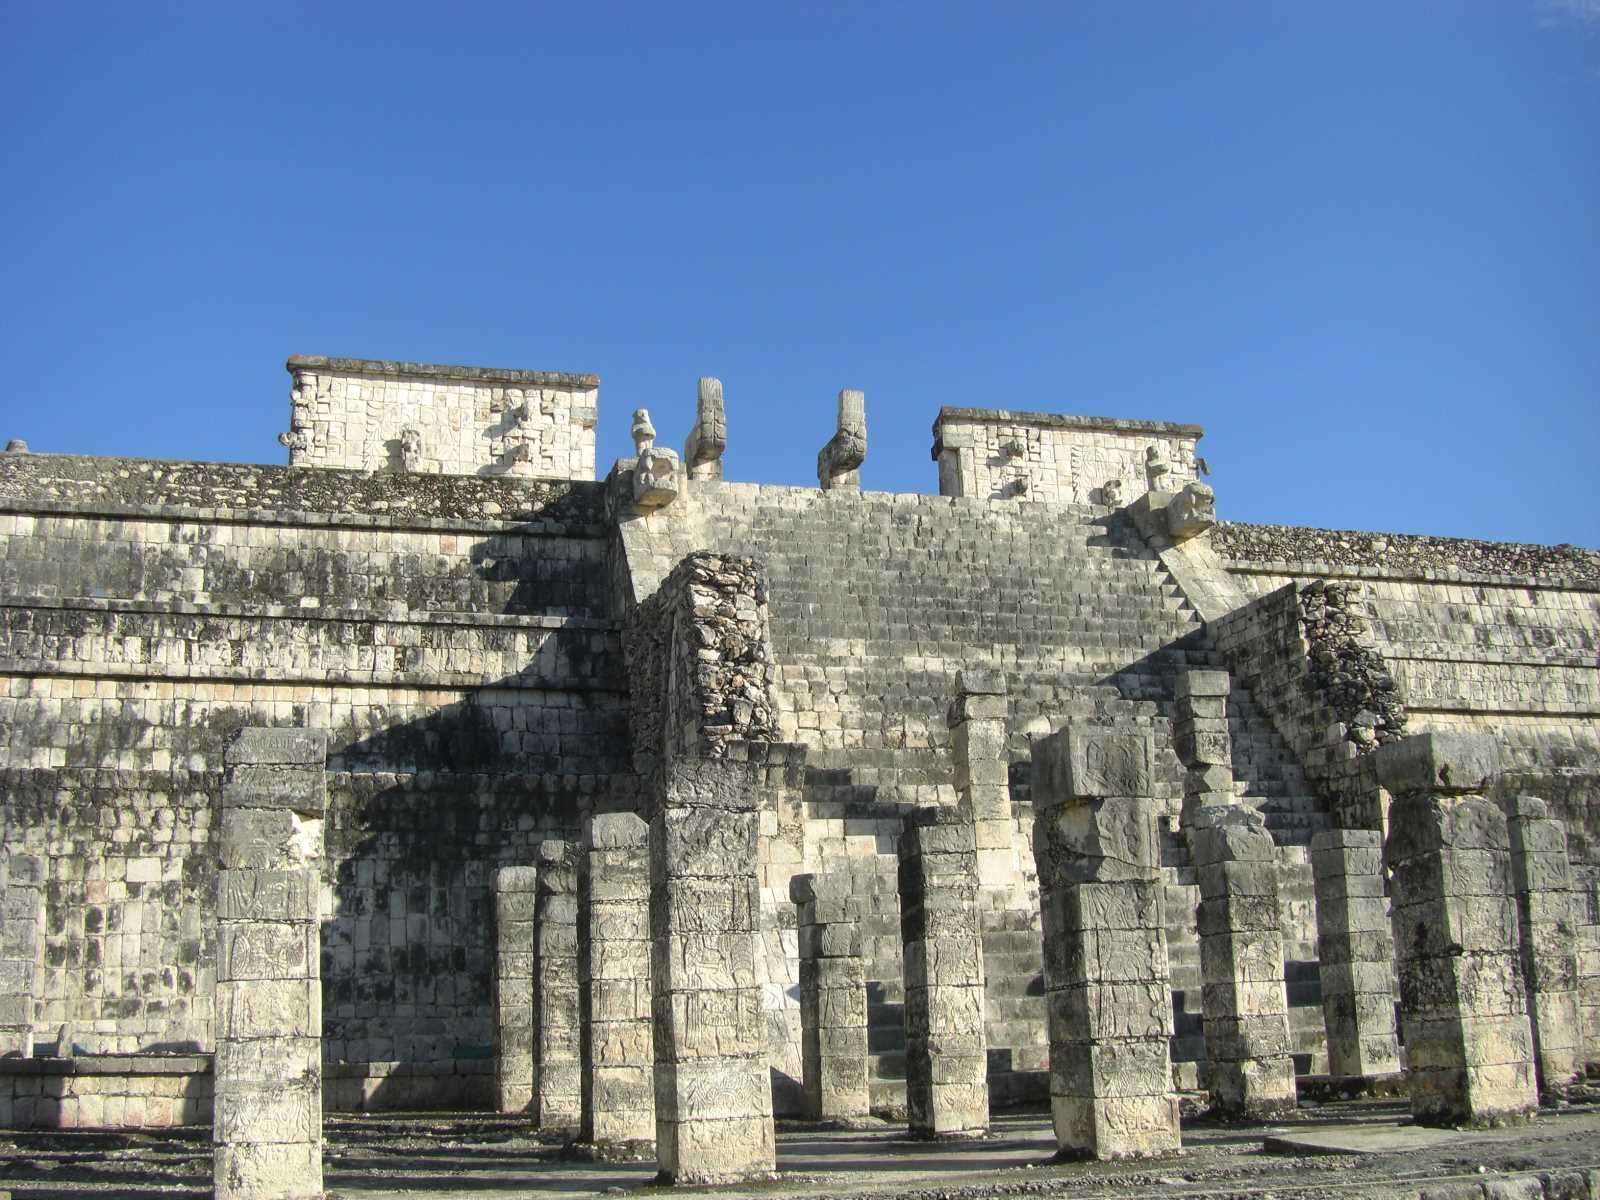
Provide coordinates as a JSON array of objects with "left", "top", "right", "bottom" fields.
[{"left": 0, "top": 356, "right": 1596, "bottom": 1150}]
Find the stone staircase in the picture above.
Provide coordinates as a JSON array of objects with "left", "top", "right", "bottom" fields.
[{"left": 670, "top": 488, "right": 1336, "bottom": 1088}]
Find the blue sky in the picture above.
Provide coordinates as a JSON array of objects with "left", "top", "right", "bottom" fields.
[{"left": 4, "top": 2, "right": 1597, "bottom": 545}]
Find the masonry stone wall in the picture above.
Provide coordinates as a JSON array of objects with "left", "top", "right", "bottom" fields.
[
  {"left": 2, "top": 372, "right": 1597, "bottom": 1134},
  {"left": 283, "top": 356, "right": 598, "bottom": 480},
  {"left": 930, "top": 408, "right": 1203, "bottom": 505},
  {"left": 0, "top": 454, "right": 628, "bottom": 1108},
  {"left": 1219, "top": 527, "right": 1600, "bottom": 777}
]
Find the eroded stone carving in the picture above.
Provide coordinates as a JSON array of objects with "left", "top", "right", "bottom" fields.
[
  {"left": 213, "top": 726, "right": 326, "bottom": 1200},
  {"left": 398, "top": 427, "right": 423, "bottom": 473},
  {"left": 897, "top": 808, "right": 989, "bottom": 1139},
  {"left": 1507, "top": 796, "right": 1584, "bottom": 1096},
  {"left": 1310, "top": 829, "right": 1402, "bottom": 1079},
  {"left": 631, "top": 408, "right": 656, "bottom": 455},
  {"left": 1144, "top": 443, "right": 1171, "bottom": 492},
  {"left": 791, "top": 873, "right": 869, "bottom": 1122},
  {"left": 633, "top": 447, "right": 680, "bottom": 509},
  {"left": 684, "top": 377, "right": 727, "bottom": 481},
  {"left": 1186, "top": 805, "right": 1297, "bottom": 1118},
  {"left": 492, "top": 865, "right": 537, "bottom": 1115},
  {"left": 817, "top": 389, "right": 866, "bottom": 492},
  {"left": 580, "top": 813, "right": 654, "bottom": 1152},
  {"left": 1100, "top": 477, "right": 1122, "bottom": 507},
  {"left": 1166, "top": 481, "right": 1216, "bottom": 542},
  {"left": 1031, "top": 725, "right": 1180, "bottom": 1159},
  {"left": 1378, "top": 733, "right": 1537, "bottom": 1127}
]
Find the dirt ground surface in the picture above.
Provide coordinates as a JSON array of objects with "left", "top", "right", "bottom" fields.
[{"left": 3, "top": 1099, "right": 1600, "bottom": 1200}]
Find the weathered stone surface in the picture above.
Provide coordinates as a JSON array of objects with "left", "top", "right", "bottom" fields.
[
  {"left": 650, "top": 751, "right": 778, "bottom": 1182},
  {"left": 1386, "top": 782, "right": 1537, "bottom": 1127},
  {"left": 581, "top": 811, "right": 654, "bottom": 1149},
  {"left": 534, "top": 840, "right": 581, "bottom": 1133},
  {"left": 213, "top": 726, "right": 324, "bottom": 1200},
  {"left": 899, "top": 808, "right": 989, "bottom": 1138},
  {"left": 793, "top": 870, "right": 870, "bottom": 1122},
  {"left": 684, "top": 377, "right": 727, "bottom": 482},
  {"left": 1186, "top": 806, "right": 1296, "bottom": 1118},
  {"left": 493, "top": 865, "right": 537, "bottom": 1115},
  {"left": 2, "top": 359, "right": 1598, "bottom": 1137},
  {"left": 0, "top": 855, "right": 43, "bottom": 1057},
  {"left": 1310, "top": 828, "right": 1401, "bottom": 1079},
  {"left": 1376, "top": 732, "right": 1501, "bottom": 799},
  {"left": 1031, "top": 724, "right": 1179, "bottom": 1160},
  {"left": 818, "top": 389, "right": 867, "bottom": 492},
  {"left": 1507, "top": 799, "right": 1584, "bottom": 1094}
]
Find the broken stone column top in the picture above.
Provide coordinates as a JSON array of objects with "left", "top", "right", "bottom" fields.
[
  {"left": 1033, "top": 726, "right": 1155, "bottom": 802},
  {"left": 585, "top": 810, "right": 648, "bottom": 849},
  {"left": 1175, "top": 669, "right": 1230, "bottom": 701},
  {"left": 536, "top": 839, "right": 579, "bottom": 884},
  {"left": 1186, "top": 803, "right": 1274, "bottom": 867},
  {"left": 1374, "top": 731, "right": 1500, "bottom": 797},
  {"left": 956, "top": 668, "right": 1005, "bottom": 698}
]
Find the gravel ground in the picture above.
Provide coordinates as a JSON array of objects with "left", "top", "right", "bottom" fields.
[{"left": 2, "top": 1101, "right": 1599, "bottom": 1200}]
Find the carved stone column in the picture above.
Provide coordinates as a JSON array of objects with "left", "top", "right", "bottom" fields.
[
  {"left": 492, "top": 865, "right": 537, "bottom": 1114},
  {"left": 1188, "top": 805, "right": 1296, "bottom": 1117},
  {"left": 580, "top": 812, "right": 654, "bottom": 1151},
  {"left": 898, "top": 808, "right": 989, "bottom": 1139},
  {"left": 0, "top": 853, "right": 43, "bottom": 1058},
  {"left": 950, "top": 669, "right": 1016, "bottom": 890},
  {"left": 534, "top": 840, "right": 581, "bottom": 1133},
  {"left": 1031, "top": 726, "right": 1180, "bottom": 1160},
  {"left": 1377, "top": 733, "right": 1536, "bottom": 1126},
  {"left": 650, "top": 752, "right": 782, "bottom": 1183},
  {"left": 791, "top": 872, "right": 869, "bottom": 1122},
  {"left": 1173, "top": 670, "right": 1234, "bottom": 826},
  {"left": 213, "top": 727, "right": 326, "bottom": 1200},
  {"left": 1507, "top": 796, "right": 1583, "bottom": 1094},
  {"left": 1309, "top": 829, "right": 1401, "bottom": 1078}
]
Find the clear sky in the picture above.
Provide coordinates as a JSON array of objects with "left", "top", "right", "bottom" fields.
[{"left": 3, "top": 2, "right": 1597, "bottom": 546}]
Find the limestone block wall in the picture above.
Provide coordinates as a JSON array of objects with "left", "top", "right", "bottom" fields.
[
  {"left": 930, "top": 408, "right": 1202, "bottom": 505},
  {"left": 1215, "top": 523, "right": 1600, "bottom": 776},
  {"left": 0, "top": 454, "right": 630, "bottom": 1105},
  {"left": 610, "top": 478, "right": 1247, "bottom": 1110},
  {"left": 284, "top": 356, "right": 598, "bottom": 480}
]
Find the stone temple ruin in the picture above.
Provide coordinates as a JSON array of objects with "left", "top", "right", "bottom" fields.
[{"left": 0, "top": 353, "right": 1597, "bottom": 1191}]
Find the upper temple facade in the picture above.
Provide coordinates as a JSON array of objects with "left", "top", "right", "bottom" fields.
[{"left": 0, "top": 353, "right": 1596, "bottom": 1136}]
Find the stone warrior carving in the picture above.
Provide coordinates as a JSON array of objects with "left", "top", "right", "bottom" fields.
[
  {"left": 630, "top": 408, "right": 656, "bottom": 455},
  {"left": 684, "top": 377, "right": 726, "bottom": 481},
  {"left": 817, "top": 389, "right": 866, "bottom": 491},
  {"left": 1145, "top": 443, "right": 1171, "bottom": 492},
  {"left": 398, "top": 427, "right": 423, "bottom": 473},
  {"left": 1100, "top": 477, "right": 1123, "bottom": 507}
]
